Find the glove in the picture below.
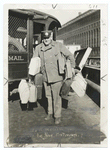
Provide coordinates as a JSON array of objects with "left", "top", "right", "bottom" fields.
[{"left": 75, "top": 69, "right": 80, "bottom": 74}]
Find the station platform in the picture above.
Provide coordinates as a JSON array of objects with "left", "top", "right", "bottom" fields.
[{"left": 8, "top": 92, "right": 106, "bottom": 146}]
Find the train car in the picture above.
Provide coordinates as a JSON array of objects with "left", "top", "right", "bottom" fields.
[{"left": 8, "top": 9, "right": 61, "bottom": 94}]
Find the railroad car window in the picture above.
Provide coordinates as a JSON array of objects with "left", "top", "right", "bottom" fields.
[{"left": 8, "top": 15, "right": 27, "bottom": 52}]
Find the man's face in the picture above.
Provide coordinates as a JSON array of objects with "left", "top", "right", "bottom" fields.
[{"left": 43, "top": 37, "right": 52, "bottom": 46}]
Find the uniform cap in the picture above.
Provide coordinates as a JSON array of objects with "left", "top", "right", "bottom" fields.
[{"left": 41, "top": 30, "right": 52, "bottom": 39}]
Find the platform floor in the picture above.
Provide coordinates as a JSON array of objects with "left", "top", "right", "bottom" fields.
[{"left": 8, "top": 92, "right": 106, "bottom": 146}]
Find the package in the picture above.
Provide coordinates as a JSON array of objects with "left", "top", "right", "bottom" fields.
[
  {"left": 65, "top": 59, "right": 72, "bottom": 79},
  {"left": 18, "top": 79, "right": 30, "bottom": 104},
  {"left": 34, "top": 74, "right": 43, "bottom": 99},
  {"left": 58, "top": 52, "right": 65, "bottom": 74},
  {"left": 71, "top": 73, "right": 87, "bottom": 97},
  {"left": 28, "top": 57, "right": 41, "bottom": 76},
  {"left": 29, "top": 83, "right": 37, "bottom": 103},
  {"left": 79, "top": 47, "right": 92, "bottom": 70},
  {"left": 60, "top": 78, "right": 73, "bottom": 98}
]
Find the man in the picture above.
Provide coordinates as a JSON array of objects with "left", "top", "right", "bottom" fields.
[{"left": 32, "top": 30, "right": 75, "bottom": 124}]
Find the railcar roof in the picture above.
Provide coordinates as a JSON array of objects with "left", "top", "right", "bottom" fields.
[{"left": 9, "top": 9, "right": 61, "bottom": 28}]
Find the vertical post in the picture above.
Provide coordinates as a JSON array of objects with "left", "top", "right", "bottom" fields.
[
  {"left": 86, "top": 32, "right": 87, "bottom": 47},
  {"left": 27, "top": 17, "right": 33, "bottom": 62},
  {"left": 87, "top": 32, "right": 89, "bottom": 47},
  {"left": 88, "top": 31, "right": 90, "bottom": 47},
  {"left": 97, "top": 28, "right": 98, "bottom": 47},
  {"left": 91, "top": 30, "right": 93, "bottom": 47},
  {"left": 93, "top": 29, "right": 94, "bottom": 47},
  {"left": 95, "top": 28, "right": 98, "bottom": 47},
  {"left": 80, "top": 33, "right": 82, "bottom": 47},
  {"left": 90, "top": 30, "right": 91, "bottom": 47},
  {"left": 94, "top": 29, "right": 96, "bottom": 47},
  {"left": 98, "top": 28, "right": 100, "bottom": 47},
  {"left": 53, "top": 27, "right": 57, "bottom": 41}
]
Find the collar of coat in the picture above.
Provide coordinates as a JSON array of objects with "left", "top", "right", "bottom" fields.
[{"left": 40, "top": 40, "right": 55, "bottom": 51}]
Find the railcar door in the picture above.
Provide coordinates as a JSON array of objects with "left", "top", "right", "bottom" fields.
[{"left": 8, "top": 11, "right": 31, "bottom": 82}]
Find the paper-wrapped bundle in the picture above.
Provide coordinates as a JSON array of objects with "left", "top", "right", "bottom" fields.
[
  {"left": 29, "top": 84, "right": 37, "bottom": 103},
  {"left": 65, "top": 59, "right": 72, "bottom": 79},
  {"left": 71, "top": 73, "right": 87, "bottom": 97},
  {"left": 34, "top": 73, "right": 43, "bottom": 100},
  {"left": 29, "top": 57, "right": 41, "bottom": 76},
  {"left": 18, "top": 79, "right": 30, "bottom": 104}
]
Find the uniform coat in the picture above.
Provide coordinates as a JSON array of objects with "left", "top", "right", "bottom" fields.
[{"left": 33, "top": 40, "right": 75, "bottom": 83}]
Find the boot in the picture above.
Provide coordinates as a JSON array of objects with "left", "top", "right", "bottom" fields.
[
  {"left": 21, "top": 104, "right": 27, "bottom": 111},
  {"left": 19, "top": 101, "right": 27, "bottom": 111},
  {"left": 27, "top": 102, "right": 34, "bottom": 111},
  {"left": 55, "top": 118, "right": 61, "bottom": 125},
  {"left": 45, "top": 114, "right": 52, "bottom": 120}
]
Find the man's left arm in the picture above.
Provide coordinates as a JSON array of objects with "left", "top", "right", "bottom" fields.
[{"left": 60, "top": 44, "right": 76, "bottom": 75}]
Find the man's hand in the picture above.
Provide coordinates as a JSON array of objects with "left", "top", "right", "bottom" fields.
[
  {"left": 75, "top": 69, "right": 80, "bottom": 74},
  {"left": 72, "top": 68, "right": 81, "bottom": 77}
]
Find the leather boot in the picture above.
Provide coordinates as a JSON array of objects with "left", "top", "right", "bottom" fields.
[
  {"left": 45, "top": 114, "right": 52, "bottom": 120},
  {"left": 19, "top": 101, "right": 27, "bottom": 111},
  {"left": 21, "top": 104, "right": 27, "bottom": 111},
  {"left": 27, "top": 102, "right": 34, "bottom": 111}
]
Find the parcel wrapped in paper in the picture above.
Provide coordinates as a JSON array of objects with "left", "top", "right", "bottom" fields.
[
  {"left": 18, "top": 79, "right": 37, "bottom": 104},
  {"left": 18, "top": 79, "right": 30, "bottom": 104},
  {"left": 29, "top": 83, "right": 37, "bottom": 103},
  {"left": 71, "top": 73, "right": 87, "bottom": 97},
  {"left": 29, "top": 57, "right": 41, "bottom": 76}
]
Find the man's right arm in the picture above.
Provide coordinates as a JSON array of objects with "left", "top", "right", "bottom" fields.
[{"left": 32, "top": 46, "right": 39, "bottom": 58}]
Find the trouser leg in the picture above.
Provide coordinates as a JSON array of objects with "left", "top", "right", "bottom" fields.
[
  {"left": 44, "top": 82, "right": 53, "bottom": 115},
  {"left": 51, "top": 81, "right": 62, "bottom": 118}
]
